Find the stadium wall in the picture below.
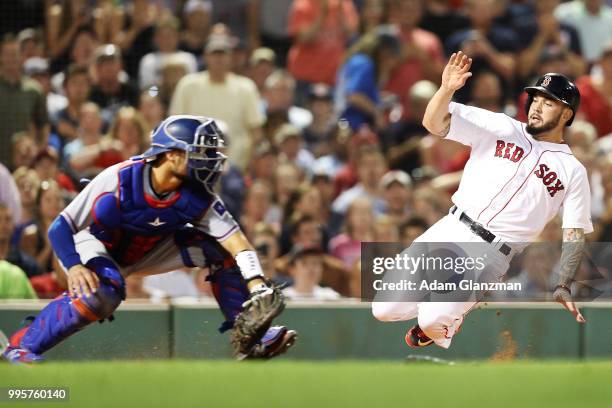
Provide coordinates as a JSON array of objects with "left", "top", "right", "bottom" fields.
[{"left": 1, "top": 301, "right": 611, "bottom": 360}]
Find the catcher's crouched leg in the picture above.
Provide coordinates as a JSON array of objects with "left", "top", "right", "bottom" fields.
[
  {"left": 207, "top": 264, "right": 296, "bottom": 359},
  {"left": 4, "top": 257, "right": 125, "bottom": 362}
]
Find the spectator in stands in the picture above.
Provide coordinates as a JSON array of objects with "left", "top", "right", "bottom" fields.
[
  {"left": 251, "top": 222, "right": 289, "bottom": 285},
  {"left": 0, "top": 203, "right": 41, "bottom": 280},
  {"left": 116, "top": 0, "right": 158, "bottom": 79},
  {"left": 108, "top": 106, "right": 149, "bottom": 159},
  {"left": 49, "top": 28, "right": 98, "bottom": 82},
  {"left": 331, "top": 145, "right": 387, "bottom": 226},
  {"left": 248, "top": 47, "right": 277, "bottom": 93},
  {"left": 514, "top": 0, "right": 585, "bottom": 81},
  {"left": 332, "top": 126, "right": 379, "bottom": 197},
  {"left": 0, "top": 34, "right": 48, "bottom": 170},
  {"left": 283, "top": 245, "right": 341, "bottom": 300},
  {"left": 240, "top": 180, "right": 280, "bottom": 238},
  {"left": 11, "top": 132, "right": 38, "bottom": 170},
  {"left": 274, "top": 123, "right": 315, "bottom": 175},
  {"left": 64, "top": 102, "right": 123, "bottom": 177},
  {"left": 263, "top": 69, "right": 312, "bottom": 133},
  {"left": 18, "top": 28, "right": 45, "bottom": 61},
  {"left": 31, "top": 148, "right": 76, "bottom": 193},
  {"left": 12, "top": 167, "right": 39, "bottom": 232},
  {"left": 287, "top": 0, "right": 359, "bottom": 104},
  {"left": 256, "top": 0, "right": 294, "bottom": 66},
  {"left": 46, "top": 0, "right": 94, "bottom": 59},
  {"left": 91, "top": 0, "right": 123, "bottom": 45},
  {"left": 89, "top": 44, "right": 140, "bottom": 125},
  {"left": 0, "top": 163, "right": 22, "bottom": 226},
  {"left": 445, "top": 0, "right": 518, "bottom": 102},
  {"left": 139, "top": 16, "right": 198, "bottom": 90},
  {"left": 373, "top": 215, "right": 399, "bottom": 243},
  {"left": 170, "top": 34, "right": 265, "bottom": 170},
  {"left": 138, "top": 88, "right": 166, "bottom": 130},
  {"left": 330, "top": 197, "right": 374, "bottom": 268},
  {"left": 384, "top": 0, "right": 444, "bottom": 120},
  {"left": 420, "top": 0, "right": 469, "bottom": 45},
  {"left": 209, "top": 0, "right": 260, "bottom": 49},
  {"left": 380, "top": 170, "right": 413, "bottom": 225},
  {"left": 468, "top": 70, "right": 504, "bottom": 112},
  {"left": 23, "top": 57, "right": 67, "bottom": 124},
  {"left": 335, "top": 26, "right": 402, "bottom": 131},
  {"left": 158, "top": 57, "right": 189, "bottom": 107},
  {"left": 54, "top": 64, "right": 91, "bottom": 149},
  {"left": 555, "top": 0, "right": 612, "bottom": 62},
  {"left": 273, "top": 162, "right": 303, "bottom": 210},
  {"left": 399, "top": 216, "right": 428, "bottom": 246},
  {"left": 302, "top": 83, "right": 335, "bottom": 157},
  {"left": 576, "top": 44, "right": 612, "bottom": 137},
  {"left": 19, "top": 180, "right": 65, "bottom": 273},
  {"left": 384, "top": 80, "right": 436, "bottom": 175},
  {"left": 180, "top": 0, "right": 212, "bottom": 57}
]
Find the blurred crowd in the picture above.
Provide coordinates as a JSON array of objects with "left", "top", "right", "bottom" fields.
[{"left": 0, "top": 0, "right": 611, "bottom": 302}]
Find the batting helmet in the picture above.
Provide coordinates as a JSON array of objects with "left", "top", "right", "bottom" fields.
[
  {"left": 524, "top": 73, "right": 580, "bottom": 126},
  {"left": 136, "top": 115, "right": 227, "bottom": 193}
]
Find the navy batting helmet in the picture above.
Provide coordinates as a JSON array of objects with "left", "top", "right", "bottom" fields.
[
  {"left": 137, "top": 115, "right": 227, "bottom": 193},
  {"left": 524, "top": 73, "right": 580, "bottom": 126}
]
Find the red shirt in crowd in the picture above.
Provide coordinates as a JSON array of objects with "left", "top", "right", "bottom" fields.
[
  {"left": 575, "top": 76, "right": 612, "bottom": 137},
  {"left": 384, "top": 28, "right": 444, "bottom": 119},
  {"left": 287, "top": 0, "right": 358, "bottom": 85}
]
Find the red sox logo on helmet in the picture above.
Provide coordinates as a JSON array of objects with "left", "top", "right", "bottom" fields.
[{"left": 542, "top": 76, "right": 551, "bottom": 87}]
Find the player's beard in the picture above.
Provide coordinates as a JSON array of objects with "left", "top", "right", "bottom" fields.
[{"left": 526, "top": 110, "right": 563, "bottom": 138}]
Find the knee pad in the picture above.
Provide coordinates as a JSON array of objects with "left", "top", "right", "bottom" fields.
[
  {"left": 82, "top": 257, "right": 126, "bottom": 320},
  {"left": 17, "top": 257, "right": 125, "bottom": 355}
]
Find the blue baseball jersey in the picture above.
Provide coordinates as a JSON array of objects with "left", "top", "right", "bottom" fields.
[{"left": 59, "top": 159, "right": 239, "bottom": 266}]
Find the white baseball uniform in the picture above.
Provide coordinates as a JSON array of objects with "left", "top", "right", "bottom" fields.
[{"left": 372, "top": 102, "right": 593, "bottom": 348}]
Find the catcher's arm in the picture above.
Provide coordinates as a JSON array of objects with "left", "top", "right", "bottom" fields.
[
  {"left": 220, "top": 230, "right": 268, "bottom": 292},
  {"left": 553, "top": 227, "right": 586, "bottom": 323}
]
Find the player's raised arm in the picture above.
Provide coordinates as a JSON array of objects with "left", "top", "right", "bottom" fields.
[
  {"left": 422, "top": 51, "right": 472, "bottom": 137},
  {"left": 553, "top": 227, "right": 586, "bottom": 323}
]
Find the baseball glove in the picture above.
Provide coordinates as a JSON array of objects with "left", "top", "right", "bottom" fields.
[{"left": 230, "top": 284, "right": 286, "bottom": 358}]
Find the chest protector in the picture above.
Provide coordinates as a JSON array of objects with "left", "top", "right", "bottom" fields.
[{"left": 90, "top": 160, "right": 214, "bottom": 266}]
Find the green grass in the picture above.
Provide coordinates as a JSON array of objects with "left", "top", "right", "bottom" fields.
[{"left": 1, "top": 360, "right": 611, "bottom": 408}]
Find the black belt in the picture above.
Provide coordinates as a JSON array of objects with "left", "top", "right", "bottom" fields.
[{"left": 451, "top": 206, "right": 511, "bottom": 256}]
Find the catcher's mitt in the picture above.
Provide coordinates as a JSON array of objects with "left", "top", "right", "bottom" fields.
[{"left": 230, "top": 284, "right": 286, "bottom": 357}]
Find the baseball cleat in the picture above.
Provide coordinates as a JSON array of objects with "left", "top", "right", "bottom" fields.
[
  {"left": 2, "top": 347, "right": 45, "bottom": 364},
  {"left": 405, "top": 325, "right": 434, "bottom": 348},
  {"left": 239, "top": 326, "right": 298, "bottom": 360}
]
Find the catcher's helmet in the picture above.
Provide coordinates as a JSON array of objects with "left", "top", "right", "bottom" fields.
[
  {"left": 524, "top": 73, "right": 580, "bottom": 126},
  {"left": 137, "top": 115, "right": 227, "bottom": 193}
]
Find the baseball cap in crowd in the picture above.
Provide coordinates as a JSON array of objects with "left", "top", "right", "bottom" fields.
[
  {"left": 539, "top": 46, "right": 565, "bottom": 64},
  {"left": 95, "top": 44, "right": 121, "bottom": 63},
  {"left": 250, "top": 47, "right": 276, "bottom": 66},
  {"left": 274, "top": 123, "right": 302, "bottom": 145},
  {"left": 308, "top": 83, "right": 332, "bottom": 101},
  {"left": 183, "top": 0, "right": 212, "bottom": 15},
  {"left": 23, "top": 57, "right": 49, "bottom": 76},
  {"left": 205, "top": 35, "right": 235, "bottom": 53},
  {"left": 381, "top": 170, "right": 412, "bottom": 189},
  {"left": 18, "top": 28, "right": 39, "bottom": 45},
  {"left": 288, "top": 244, "right": 325, "bottom": 265}
]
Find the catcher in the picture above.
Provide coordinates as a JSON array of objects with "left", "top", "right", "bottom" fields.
[{"left": 2, "top": 115, "right": 296, "bottom": 363}]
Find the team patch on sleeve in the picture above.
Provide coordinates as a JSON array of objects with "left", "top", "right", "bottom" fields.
[{"left": 213, "top": 201, "right": 227, "bottom": 216}]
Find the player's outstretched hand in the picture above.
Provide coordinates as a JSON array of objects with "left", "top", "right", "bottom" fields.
[
  {"left": 553, "top": 285, "right": 586, "bottom": 323},
  {"left": 441, "top": 51, "right": 472, "bottom": 92},
  {"left": 67, "top": 264, "right": 100, "bottom": 298}
]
